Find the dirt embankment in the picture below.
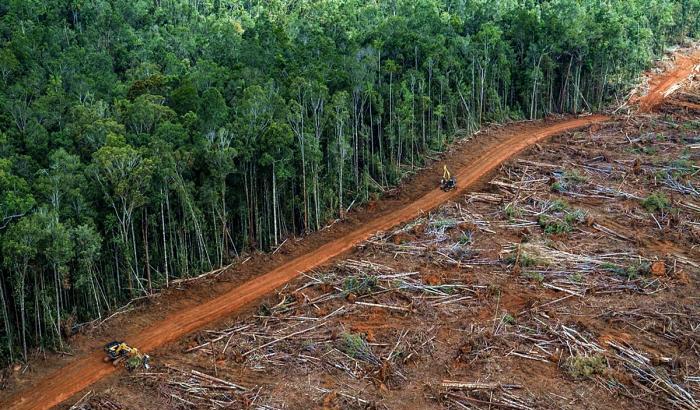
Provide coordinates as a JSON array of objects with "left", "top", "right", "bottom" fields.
[
  {"left": 2, "top": 46, "right": 698, "bottom": 410},
  {"left": 636, "top": 49, "right": 700, "bottom": 112}
]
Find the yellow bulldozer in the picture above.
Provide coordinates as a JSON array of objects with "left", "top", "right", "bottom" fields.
[
  {"left": 440, "top": 165, "right": 457, "bottom": 191},
  {"left": 103, "top": 341, "right": 150, "bottom": 371}
]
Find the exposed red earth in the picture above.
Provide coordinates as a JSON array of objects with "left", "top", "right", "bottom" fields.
[{"left": 636, "top": 49, "right": 700, "bottom": 112}]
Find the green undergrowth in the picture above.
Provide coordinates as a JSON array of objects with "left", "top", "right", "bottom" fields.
[
  {"left": 343, "top": 274, "right": 379, "bottom": 296},
  {"left": 564, "top": 355, "right": 607, "bottom": 379},
  {"left": 601, "top": 261, "right": 651, "bottom": 280},
  {"left": 641, "top": 192, "right": 671, "bottom": 213},
  {"left": 538, "top": 208, "right": 587, "bottom": 235}
]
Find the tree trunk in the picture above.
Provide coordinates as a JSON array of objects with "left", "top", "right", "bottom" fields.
[{"left": 160, "top": 193, "right": 169, "bottom": 287}]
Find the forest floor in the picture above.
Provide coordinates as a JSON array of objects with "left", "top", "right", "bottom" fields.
[{"left": 1, "top": 47, "right": 699, "bottom": 410}]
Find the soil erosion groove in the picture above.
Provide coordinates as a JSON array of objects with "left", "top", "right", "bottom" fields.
[{"left": 2, "top": 115, "right": 610, "bottom": 410}]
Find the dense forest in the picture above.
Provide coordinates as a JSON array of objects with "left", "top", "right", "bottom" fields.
[{"left": 0, "top": 0, "right": 698, "bottom": 363}]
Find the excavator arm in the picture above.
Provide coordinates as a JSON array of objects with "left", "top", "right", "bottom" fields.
[{"left": 443, "top": 165, "right": 451, "bottom": 180}]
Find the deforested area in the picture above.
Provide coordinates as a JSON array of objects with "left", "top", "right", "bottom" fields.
[{"left": 64, "top": 73, "right": 700, "bottom": 409}]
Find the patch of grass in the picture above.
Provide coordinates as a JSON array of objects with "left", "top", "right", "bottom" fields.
[
  {"left": 339, "top": 332, "right": 375, "bottom": 362},
  {"left": 458, "top": 232, "right": 473, "bottom": 245},
  {"left": 601, "top": 262, "right": 626, "bottom": 276},
  {"left": 668, "top": 159, "right": 693, "bottom": 177},
  {"left": 550, "top": 181, "right": 566, "bottom": 193},
  {"left": 551, "top": 169, "right": 587, "bottom": 193},
  {"left": 626, "top": 262, "right": 651, "bottom": 279},
  {"left": 538, "top": 215, "right": 573, "bottom": 235},
  {"left": 505, "top": 251, "right": 541, "bottom": 268},
  {"left": 641, "top": 192, "right": 670, "bottom": 213},
  {"left": 526, "top": 271, "right": 545, "bottom": 282},
  {"left": 431, "top": 218, "right": 458, "bottom": 229},
  {"left": 564, "top": 209, "right": 587, "bottom": 225},
  {"left": 540, "top": 203, "right": 586, "bottom": 236},
  {"left": 642, "top": 146, "right": 657, "bottom": 155},
  {"left": 501, "top": 313, "right": 516, "bottom": 325},
  {"left": 343, "top": 274, "right": 378, "bottom": 296},
  {"left": 563, "top": 169, "right": 587, "bottom": 183},
  {"left": 550, "top": 199, "right": 569, "bottom": 212},
  {"left": 504, "top": 204, "right": 522, "bottom": 220},
  {"left": 570, "top": 272, "right": 583, "bottom": 283},
  {"left": 520, "top": 252, "right": 540, "bottom": 267},
  {"left": 564, "top": 355, "right": 607, "bottom": 379},
  {"left": 681, "top": 120, "right": 700, "bottom": 130},
  {"left": 602, "top": 262, "right": 651, "bottom": 280}
]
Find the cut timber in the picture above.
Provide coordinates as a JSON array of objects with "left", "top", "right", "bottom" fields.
[{"left": 441, "top": 381, "right": 523, "bottom": 390}]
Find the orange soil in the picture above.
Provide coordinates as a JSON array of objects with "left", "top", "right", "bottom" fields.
[
  {"left": 637, "top": 50, "right": 700, "bottom": 112},
  {"left": 3, "top": 47, "right": 696, "bottom": 410}
]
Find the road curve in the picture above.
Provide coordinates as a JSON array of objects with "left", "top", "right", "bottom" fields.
[
  {"left": 2, "top": 114, "right": 611, "bottom": 410},
  {"left": 638, "top": 49, "right": 700, "bottom": 112}
]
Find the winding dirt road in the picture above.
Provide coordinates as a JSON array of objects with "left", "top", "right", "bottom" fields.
[
  {"left": 2, "top": 48, "right": 697, "bottom": 410},
  {"left": 638, "top": 49, "right": 700, "bottom": 112}
]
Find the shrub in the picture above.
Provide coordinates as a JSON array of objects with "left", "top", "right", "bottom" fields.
[
  {"left": 641, "top": 192, "right": 670, "bottom": 213},
  {"left": 564, "top": 355, "right": 607, "bottom": 379},
  {"left": 343, "top": 274, "right": 378, "bottom": 296},
  {"left": 550, "top": 199, "right": 569, "bottom": 212},
  {"left": 539, "top": 215, "right": 572, "bottom": 234},
  {"left": 339, "top": 333, "right": 376, "bottom": 363}
]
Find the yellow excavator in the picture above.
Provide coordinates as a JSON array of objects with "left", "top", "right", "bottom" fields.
[
  {"left": 103, "top": 341, "right": 150, "bottom": 371},
  {"left": 441, "top": 165, "right": 457, "bottom": 191}
]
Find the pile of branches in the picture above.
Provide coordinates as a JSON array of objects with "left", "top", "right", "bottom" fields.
[
  {"left": 496, "top": 312, "right": 699, "bottom": 410},
  {"left": 136, "top": 366, "right": 265, "bottom": 409},
  {"left": 502, "top": 242, "right": 668, "bottom": 296},
  {"left": 438, "top": 382, "right": 534, "bottom": 410},
  {"left": 364, "top": 204, "right": 499, "bottom": 267}
]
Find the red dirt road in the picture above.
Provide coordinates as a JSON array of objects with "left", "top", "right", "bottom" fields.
[
  {"left": 1, "top": 115, "right": 610, "bottom": 410},
  {"left": 638, "top": 50, "right": 700, "bottom": 112}
]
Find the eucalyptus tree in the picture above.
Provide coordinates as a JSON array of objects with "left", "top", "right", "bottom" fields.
[{"left": 91, "top": 134, "right": 153, "bottom": 296}]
